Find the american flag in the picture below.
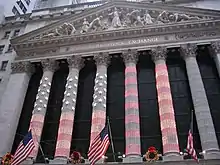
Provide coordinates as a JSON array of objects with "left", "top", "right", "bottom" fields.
[
  {"left": 186, "top": 129, "right": 198, "bottom": 162},
  {"left": 11, "top": 130, "right": 35, "bottom": 165},
  {"left": 88, "top": 125, "right": 110, "bottom": 165}
]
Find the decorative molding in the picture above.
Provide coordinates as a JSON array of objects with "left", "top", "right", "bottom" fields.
[
  {"left": 122, "top": 49, "right": 139, "bottom": 64},
  {"left": 11, "top": 61, "right": 33, "bottom": 74},
  {"left": 151, "top": 46, "right": 167, "bottom": 61},
  {"left": 180, "top": 43, "right": 198, "bottom": 59},
  {"left": 67, "top": 55, "right": 84, "bottom": 69},
  {"left": 94, "top": 52, "right": 110, "bottom": 66},
  {"left": 175, "top": 31, "right": 216, "bottom": 40},
  {"left": 41, "top": 59, "right": 58, "bottom": 72},
  {"left": 211, "top": 42, "right": 220, "bottom": 54}
]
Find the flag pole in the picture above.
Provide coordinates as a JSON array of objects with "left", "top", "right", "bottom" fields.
[
  {"left": 107, "top": 116, "right": 116, "bottom": 162},
  {"left": 30, "top": 123, "right": 47, "bottom": 164},
  {"left": 191, "top": 110, "right": 194, "bottom": 135}
]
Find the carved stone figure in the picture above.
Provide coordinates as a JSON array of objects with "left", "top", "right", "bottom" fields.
[
  {"left": 126, "top": 10, "right": 144, "bottom": 26},
  {"left": 109, "top": 7, "right": 122, "bottom": 28},
  {"left": 169, "top": 13, "right": 200, "bottom": 22},
  {"left": 143, "top": 10, "right": 154, "bottom": 25},
  {"left": 55, "top": 23, "right": 76, "bottom": 35},
  {"left": 156, "top": 11, "right": 170, "bottom": 24},
  {"left": 89, "top": 16, "right": 105, "bottom": 32},
  {"left": 80, "top": 18, "right": 90, "bottom": 33}
]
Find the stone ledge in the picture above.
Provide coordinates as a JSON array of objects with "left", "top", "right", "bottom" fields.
[{"left": 32, "top": 159, "right": 220, "bottom": 165}]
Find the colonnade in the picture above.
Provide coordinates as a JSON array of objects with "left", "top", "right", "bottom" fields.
[{"left": 1, "top": 43, "right": 220, "bottom": 163}]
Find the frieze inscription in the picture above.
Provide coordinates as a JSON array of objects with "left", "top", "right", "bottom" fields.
[{"left": 175, "top": 31, "right": 216, "bottom": 40}]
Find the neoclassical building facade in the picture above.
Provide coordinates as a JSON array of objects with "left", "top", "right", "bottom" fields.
[{"left": 1, "top": 1, "right": 220, "bottom": 164}]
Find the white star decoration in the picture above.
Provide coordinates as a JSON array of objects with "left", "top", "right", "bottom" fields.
[
  {"left": 75, "top": 76, "right": 78, "bottom": 80},
  {"left": 46, "top": 89, "right": 50, "bottom": 93},
  {"left": 43, "top": 104, "right": 47, "bottom": 108},
  {"left": 67, "top": 93, "right": 71, "bottom": 96},
  {"left": 98, "top": 98, "right": 103, "bottom": 102},
  {"left": 44, "top": 77, "right": 48, "bottom": 81},
  {"left": 74, "top": 84, "right": 77, "bottom": 87},
  {"left": 68, "top": 85, "right": 72, "bottom": 89},
  {"left": 43, "top": 84, "right": 47, "bottom": 87},
  {"left": 69, "top": 78, "right": 73, "bottom": 82},
  {"left": 45, "top": 96, "right": 48, "bottom": 100},
  {"left": 65, "top": 101, "right": 69, "bottom": 105},
  {"left": 37, "top": 107, "right": 41, "bottom": 111}
]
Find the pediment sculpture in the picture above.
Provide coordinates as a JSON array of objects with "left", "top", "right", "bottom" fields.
[{"left": 36, "top": 7, "right": 212, "bottom": 39}]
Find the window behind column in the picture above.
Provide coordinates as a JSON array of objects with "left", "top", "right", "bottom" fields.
[
  {"left": 71, "top": 57, "right": 96, "bottom": 159},
  {"left": 137, "top": 51, "right": 162, "bottom": 157},
  {"left": 166, "top": 48, "right": 202, "bottom": 156},
  {"left": 11, "top": 63, "right": 43, "bottom": 154},
  {"left": 197, "top": 45, "right": 220, "bottom": 147},
  {"left": 106, "top": 54, "right": 125, "bottom": 162}
]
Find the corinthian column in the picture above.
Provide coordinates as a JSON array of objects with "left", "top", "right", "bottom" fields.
[
  {"left": 210, "top": 42, "right": 220, "bottom": 77},
  {"left": 181, "top": 44, "right": 220, "bottom": 159},
  {"left": 151, "top": 46, "right": 181, "bottom": 161},
  {"left": 29, "top": 59, "right": 57, "bottom": 159},
  {"left": 52, "top": 56, "right": 84, "bottom": 164},
  {"left": 0, "top": 62, "right": 33, "bottom": 157},
  {"left": 90, "top": 53, "right": 109, "bottom": 144},
  {"left": 122, "top": 50, "right": 142, "bottom": 163}
]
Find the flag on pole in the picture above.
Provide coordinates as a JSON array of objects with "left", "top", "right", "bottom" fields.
[
  {"left": 186, "top": 111, "right": 198, "bottom": 163},
  {"left": 11, "top": 130, "right": 35, "bottom": 165},
  {"left": 88, "top": 125, "right": 110, "bottom": 165}
]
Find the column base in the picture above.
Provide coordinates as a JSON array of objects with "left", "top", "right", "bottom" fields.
[
  {"left": 204, "top": 149, "right": 220, "bottom": 160},
  {"left": 163, "top": 152, "right": 183, "bottom": 161},
  {"left": 49, "top": 157, "right": 68, "bottom": 164},
  {"left": 22, "top": 158, "right": 34, "bottom": 164},
  {"left": 123, "top": 155, "right": 142, "bottom": 163}
]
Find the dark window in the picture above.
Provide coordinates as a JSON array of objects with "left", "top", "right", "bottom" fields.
[
  {"left": 3, "top": 31, "right": 10, "bottom": 39},
  {"left": 137, "top": 52, "right": 162, "bottom": 156},
  {"left": 12, "top": 6, "right": 20, "bottom": 16},
  {"left": 0, "top": 45, "right": 4, "bottom": 54},
  {"left": 0, "top": 61, "right": 8, "bottom": 71},
  {"left": 16, "top": 0, "right": 27, "bottom": 13},
  {"left": 13, "top": 30, "right": 20, "bottom": 37},
  {"left": 0, "top": 79, "right": 2, "bottom": 83},
  {"left": 24, "top": 0, "right": 30, "bottom": 5},
  {"left": 7, "top": 45, "right": 13, "bottom": 52}
]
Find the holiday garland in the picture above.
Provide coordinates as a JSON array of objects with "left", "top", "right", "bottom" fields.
[
  {"left": 145, "top": 146, "right": 159, "bottom": 161},
  {"left": 1, "top": 153, "right": 13, "bottom": 165}
]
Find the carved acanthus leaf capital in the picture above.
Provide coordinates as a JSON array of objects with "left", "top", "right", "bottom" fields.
[
  {"left": 122, "top": 49, "right": 139, "bottom": 64},
  {"left": 67, "top": 55, "right": 84, "bottom": 69},
  {"left": 41, "top": 59, "right": 58, "bottom": 72},
  {"left": 11, "top": 61, "right": 34, "bottom": 74},
  {"left": 151, "top": 46, "right": 167, "bottom": 62},
  {"left": 211, "top": 42, "right": 220, "bottom": 54},
  {"left": 180, "top": 43, "right": 197, "bottom": 59},
  {"left": 94, "top": 52, "right": 110, "bottom": 66}
]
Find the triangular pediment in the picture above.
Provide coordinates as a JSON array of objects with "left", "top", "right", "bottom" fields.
[{"left": 11, "top": 0, "right": 220, "bottom": 44}]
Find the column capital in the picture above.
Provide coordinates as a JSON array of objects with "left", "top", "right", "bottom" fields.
[
  {"left": 11, "top": 61, "right": 34, "bottom": 74},
  {"left": 94, "top": 52, "right": 110, "bottom": 66},
  {"left": 41, "top": 59, "right": 58, "bottom": 72},
  {"left": 67, "top": 55, "right": 84, "bottom": 69},
  {"left": 151, "top": 46, "right": 167, "bottom": 62},
  {"left": 180, "top": 43, "right": 197, "bottom": 59},
  {"left": 210, "top": 41, "right": 220, "bottom": 55},
  {"left": 122, "top": 49, "right": 139, "bottom": 64}
]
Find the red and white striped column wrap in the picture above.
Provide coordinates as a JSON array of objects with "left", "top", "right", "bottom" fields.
[
  {"left": 54, "top": 56, "right": 84, "bottom": 159},
  {"left": 151, "top": 47, "right": 180, "bottom": 156},
  {"left": 90, "top": 53, "right": 109, "bottom": 144},
  {"left": 122, "top": 50, "right": 141, "bottom": 157},
  {"left": 29, "top": 59, "right": 57, "bottom": 158}
]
